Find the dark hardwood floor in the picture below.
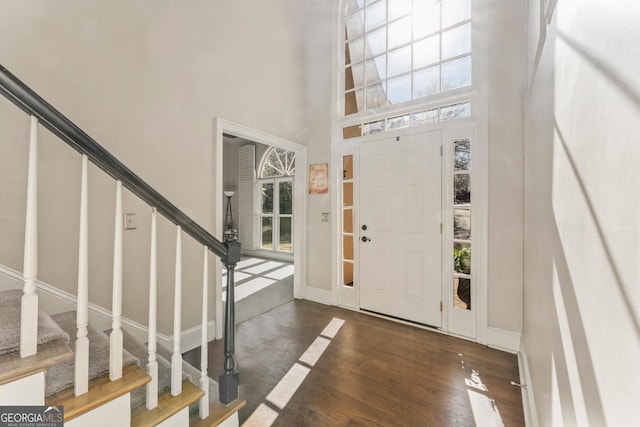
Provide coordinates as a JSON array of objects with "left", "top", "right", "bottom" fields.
[{"left": 184, "top": 300, "right": 525, "bottom": 426}]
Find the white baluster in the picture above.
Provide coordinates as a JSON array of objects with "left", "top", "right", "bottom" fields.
[
  {"left": 110, "top": 181, "right": 123, "bottom": 381},
  {"left": 171, "top": 226, "right": 183, "bottom": 396},
  {"left": 75, "top": 154, "right": 89, "bottom": 396},
  {"left": 199, "top": 247, "right": 209, "bottom": 419},
  {"left": 20, "top": 116, "right": 39, "bottom": 358},
  {"left": 146, "top": 208, "right": 158, "bottom": 409}
]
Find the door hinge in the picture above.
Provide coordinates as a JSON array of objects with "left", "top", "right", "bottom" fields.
[
  {"left": 440, "top": 223, "right": 443, "bottom": 234},
  {"left": 440, "top": 301, "right": 443, "bottom": 312},
  {"left": 440, "top": 145, "right": 443, "bottom": 156}
]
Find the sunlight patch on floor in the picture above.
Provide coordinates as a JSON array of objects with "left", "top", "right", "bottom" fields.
[
  {"left": 264, "top": 264, "right": 294, "bottom": 280},
  {"left": 299, "top": 337, "right": 331, "bottom": 367},
  {"left": 468, "top": 388, "right": 505, "bottom": 427},
  {"left": 236, "top": 258, "right": 266, "bottom": 269},
  {"left": 242, "top": 403, "right": 279, "bottom": 427},
  {"left": 320, "top": 317, "right": 345, "bottom": 338},
  {"left": 221, "top": 271, "right": 251, "bottom": 283},
  {"left": 243, "top": 261, "right": 285, "bottom": 275},
  {"left": 242, "top": 317, "right": 345, "bottom": 427},
  {"left": 266, "top": 363, "right": 310, "bottom": 410},
  {"left": 222, "top": 277, "right": 276, "bottom": 302}
]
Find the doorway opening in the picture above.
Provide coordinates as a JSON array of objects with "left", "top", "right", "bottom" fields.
[{"left": 214, "top": 118, "right": 307, "bottom": 337}]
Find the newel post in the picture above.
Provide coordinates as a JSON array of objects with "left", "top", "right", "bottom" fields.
[{"left": 219, "top": 234, "right": 241, "bottom": 404}]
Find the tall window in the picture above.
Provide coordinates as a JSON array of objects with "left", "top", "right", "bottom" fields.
[
  {"left": 453, "top": 138, "right": 471, "bottom": 310},
  {"left": 344, "top": 0, "right": 472, "bottom": 116},
  {"left": 259, "top": 147, "right": 295, "bottom": 253}
]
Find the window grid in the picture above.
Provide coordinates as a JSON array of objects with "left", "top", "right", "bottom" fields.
[
  {"left": 259, "top": 147, "right": 296, "bottom": 179},
  {"left": 453, "top": 137, "right": 471, "bottom": 310},
  {"left": 342, "top": 155, "right": 355, "bottom": 287},
  {"left": 342, "top": 100, "right": 471, "bottom": 139},
  {"left": 344, "top": 0, "right": 472, "bottom": 115}
]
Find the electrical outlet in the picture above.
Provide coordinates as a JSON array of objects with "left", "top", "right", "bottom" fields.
[
  {"left": 321, "top": 212, "right": 329, "bottom": 222},
  {"left": 124, "top": 213, "right": 136, "bottom": 230}
]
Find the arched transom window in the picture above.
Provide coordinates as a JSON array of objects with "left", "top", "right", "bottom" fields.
[{"left": 259, "top": 147, "right": 296, "bottom": 179}]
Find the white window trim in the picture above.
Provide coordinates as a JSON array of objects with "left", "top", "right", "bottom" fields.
[
  {"left": 258, "top": 177, "right": 294, "bottom": 254},
  {"left": 340, "top": 0, "right": 475, "bottom": 128}
]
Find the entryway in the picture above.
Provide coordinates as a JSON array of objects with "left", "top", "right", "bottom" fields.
[
  {"left": 213, "top": 118, "right": 307, "bottom": 338},
  {"left": 358, "top": 130, "right": 442, "bottom": 327},
  {"left": 337, "top": 123, "right": 483, "bottom": 340}
]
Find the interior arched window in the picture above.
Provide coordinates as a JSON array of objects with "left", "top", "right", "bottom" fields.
[
  {"left": 259, "top": 147, "right": 296, "bottom": 179},
  {"left": 343, "top": 0, "right": 472, "bottom": 136},
  {"left": 258, "top": 147, "right": 295, "bottom": 253}
]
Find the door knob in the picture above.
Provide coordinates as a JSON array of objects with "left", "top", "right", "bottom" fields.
[
  {"left": 361, "top": 225, "right": 367, "bottom": 231},
  {"left": 361, "top": 236, "right": 371, "bottom": 242}
]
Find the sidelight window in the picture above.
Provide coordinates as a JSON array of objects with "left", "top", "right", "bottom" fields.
[{"left": 453, "top": 138, "right": 471, "bottom": 310}]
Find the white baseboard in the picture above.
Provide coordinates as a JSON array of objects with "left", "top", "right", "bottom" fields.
[
  {"left": 0, "top": 264, "right": 212, "bottom": 354},
  {"left": 487, "top": 326, "right": 521, "bottom": 353},
  {"left": 171, "top": 320, "right": 217, "bottom": 354},
  {"left": 518, "top": 339, "right": 539, "bottom": 427},
  {"left": 304, "top": 286, "right": 332, "bottom": 305}
]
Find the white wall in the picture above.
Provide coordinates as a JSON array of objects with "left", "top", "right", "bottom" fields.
[
  {"left": 485, "top": 0, "right": 526, "bottom": 333},
  {"left": 524, "top": 0, "right": 640, "bottom": 425},
  {"left": 0, "top": 0, "right": 308, "bottom": 333},
  {"left": 300, "top": 0, "right": 338, "bottom": 293}
]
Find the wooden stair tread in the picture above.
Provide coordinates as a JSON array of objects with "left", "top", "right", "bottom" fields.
[
  {"left": 131, "top": 380, "right": 204, "bottom": 427},
  {"left": 0, "top": 339, "right": 73, "bottom": 386},
  {"left": 190, "top": 399, "right": 246, "bottom": 427},
  {"left": 46, "top": 364, "right": 150, "bottom": 421}
]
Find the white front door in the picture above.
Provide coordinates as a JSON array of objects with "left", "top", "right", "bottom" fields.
[{"left": 359, "top": 130, "right": 442, "bottom": 327}]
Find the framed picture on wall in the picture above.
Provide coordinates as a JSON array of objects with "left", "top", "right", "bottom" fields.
[{"left": 309, "top": 163, "right": 328, "bottom": 194}]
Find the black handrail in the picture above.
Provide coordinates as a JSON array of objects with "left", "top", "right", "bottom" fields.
[{"left": 0, "top": 64, "right": 227, "bottom": 259}]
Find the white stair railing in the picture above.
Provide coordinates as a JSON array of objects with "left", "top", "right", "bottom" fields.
[
  {"left": 2, "top": 64, "right": 241, "bottom": 410},
  {"left": 199, "top": 246, "right": 210, "bottom": 419},
  {"left": 109, "top": 180, "right": 124, "bottom": 381},
  {"left": 146, "top": 208, "right": 159, "bottom": 409},
  {"left": 20, "top": 116, "right": 39, "bottom": 358},
  {"left": 75, "top": 154, "right": 90, "bottom": 396},
  {"left": 171, "top": 226, "right": 183, "bottom": 396}
]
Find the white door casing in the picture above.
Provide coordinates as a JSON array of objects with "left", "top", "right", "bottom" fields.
[
  {"left": 359, "top": 130, "right": 442, "bottom": 327},
  {"left": 213, "top": 117, "right": 307, "bottom": 339}
]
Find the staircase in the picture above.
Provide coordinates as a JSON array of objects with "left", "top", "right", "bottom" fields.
[{"left": 0, "top": 65, "right": 244, "bottom": 426}]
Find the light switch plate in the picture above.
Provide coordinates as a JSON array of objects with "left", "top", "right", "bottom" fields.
[{"left": 124, "top": 213, "right": 137, "bottom": 230}]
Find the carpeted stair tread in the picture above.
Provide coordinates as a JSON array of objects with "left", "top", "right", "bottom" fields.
[
  {"left": 121, "top": 328, "right": 173, "bottom": 411},
  {"left": 45, "top": 311, "right": 139, "bottom": 396},
  {"left": 156, "top": 341, "right": 219, "bottom": 405},
  {"left": 0, "top": 289, "right": 70, "bottom": 356},
  {"left": 0, "top": 339, "right": 73, "bottom": 387},
  {"left": 118, "top": 328, "right": 218, "bottom": 414}
]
